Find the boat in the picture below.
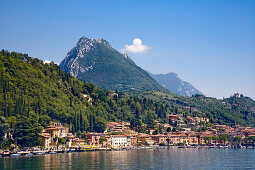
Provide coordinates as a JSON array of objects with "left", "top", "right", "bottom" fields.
[
  {"left": 17, "top": 151, "right": 30, "bottom": 155},
  {"left": 35, "top": 152, "right": 46, "bottom": 155},
  {"left": 2, "top": 151, "right": 10, "bottom": 157},
  {"left": 10, "top": 153, "right": 21, "bottom": 157},
  {"left": 49, "top": 151, "right": 57, "bottom": 154},
  {"left": 67, "top": 149, "right": 75, "bottom": 153},
  {"left": 25, "top": 153, "right": 33, "bottom": 156}
]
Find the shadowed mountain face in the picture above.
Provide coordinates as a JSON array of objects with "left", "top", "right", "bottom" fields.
[
  {"left": 149, "top": 72, "right": 202, "bottom": 97},
  {"left": 60, "top": 37, "right": 167, "bottom": 92}
]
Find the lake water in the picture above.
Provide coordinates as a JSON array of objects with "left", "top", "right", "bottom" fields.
[{"left": 1, "top": 148, "right": 255, "bottom": 169}]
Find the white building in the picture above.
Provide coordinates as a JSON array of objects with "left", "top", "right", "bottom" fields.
[
  {"left": 53, "top": 123, "right": 68, "bottom": 138},
  {"left": 110, "top": 135, "right": 131, "bottom": 149}
]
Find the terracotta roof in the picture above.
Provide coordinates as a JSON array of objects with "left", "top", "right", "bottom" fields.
[
  {"left": 46, "top": 128, "right": 58, "bottom": 131},
  {"left": 40, "top": 133, "right": 51, "bottom": 138},
  {"left": 111, "top": 135, "right": 127, "bottom": 137},
  {"left": 150, "top": 134, "right": 167, "bottom": 137},
  {"left": 47, "top": 125, "right": 56, "bottom": 128},
  {"left": 137, "top": 133, "right": 150, "bottom": 137}
]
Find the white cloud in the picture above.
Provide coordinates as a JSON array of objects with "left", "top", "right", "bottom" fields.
[
  {"left": 122, "top": 38, "right": 149, "bottom": 53},
  {"left": 43, "top": 60, "right": 59, "bottom": 65},
  {"left": 43, "top": 60, "right": 51, "bottom": 64}
]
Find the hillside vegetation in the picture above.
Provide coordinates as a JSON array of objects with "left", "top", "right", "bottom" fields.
[
  {"left": 140, "top": 91, "right": 255, "bottom": 127},
  {"left": 0, "top": 50, "right": 171, "bottom": 146},
  {"left": 0, "top": 50, "right": 255, "bottom": 147}
]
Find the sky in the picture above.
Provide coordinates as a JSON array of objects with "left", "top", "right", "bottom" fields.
[{"left": 0, "top": 0, "right": 254, "bottom": 99}]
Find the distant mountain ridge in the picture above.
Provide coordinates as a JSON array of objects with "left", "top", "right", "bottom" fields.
[
  {"left": 149, "top": 72, "right": 202, "bottom": 97},
  {"left": 60, "top": 37, "right": 167, "bottom": 92}
]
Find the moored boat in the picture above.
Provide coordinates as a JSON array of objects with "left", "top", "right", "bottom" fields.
[
  {"left": 10, "top": 153, "right": 21, "bottom": 157},
  {"left": 49, "top": 151, "right": 57, "bottom": 154},
  {"left": 2, "top": 151, "right": 10, "bottom": 157},
  {"left": 25, "top": 153, "right": 33, "bottom": 156}
]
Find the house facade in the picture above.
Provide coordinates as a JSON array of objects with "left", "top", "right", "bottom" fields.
[{"left": 110, "top": 135, "right": 130, "bottom": 149}]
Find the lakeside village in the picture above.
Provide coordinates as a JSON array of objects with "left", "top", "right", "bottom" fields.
[{"left": 1, "top": 110, "right": 255, "bottom": 157}]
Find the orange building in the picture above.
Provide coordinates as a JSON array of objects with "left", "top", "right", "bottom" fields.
[
  {"left": 86, "top": 133, "right": 103, "bottom": 145},
  {"left": 150, "top": 135, "right": 168, "bottom": 145}
]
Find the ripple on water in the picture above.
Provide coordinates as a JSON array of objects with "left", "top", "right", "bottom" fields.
[{"left": 0, "top": 149, "right": 255, "bottom": 170}]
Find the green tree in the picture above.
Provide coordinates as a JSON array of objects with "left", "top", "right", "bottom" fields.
[
  {"left": 153, "top": 128, "right": 159, "bottom": 135},
  {"left": 58, "top": 137, "right": 65, "bottom": 145},
  {"left": 13, "top": 115, "right": 43, "bottom": 147},
  {"left": 166, "top": 127, "right": 171, "bottom": 132},
  {"left": 0, "top": 116, "right": 10, "bottom": 148},
  {"left": 94, "top": 117, "right": 107, "bottom": 133},
  {"left": 99, "top": 137, "right": 107, "bottom": 145}
]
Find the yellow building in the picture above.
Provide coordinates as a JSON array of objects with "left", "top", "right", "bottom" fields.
[
  {"left": 167, "top": 133, "right": 199, "bottom": 145},
  {"left": 137, "top": 133, "right": 154, "bottom": 145},
  {"left": 45, "top": 125, "right": 59, "bottom": 139},
  {"left": 40, "top": 133, "right": 51, "bottom": 149}
]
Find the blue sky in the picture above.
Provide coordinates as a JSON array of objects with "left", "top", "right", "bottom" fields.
[{"left": 0, "top": 0, "right": 254, "bottom": 99}]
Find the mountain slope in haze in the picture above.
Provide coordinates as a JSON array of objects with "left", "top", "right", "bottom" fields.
[
  {"left": 149, "top": 72, "right": 202, "bottom": 97},
  {"left": 139, "top": 90, "right": 255, "bottom": 127},
  {"left": 60, "top": 37, "right": 167, "bottom": 92}
]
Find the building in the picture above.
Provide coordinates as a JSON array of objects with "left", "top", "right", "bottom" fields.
[
  {"left": 66, "top": 135, "right": 76, "bottom": 148},
  {"left": 52, "top": 123, "right": 68, "bottom": 138},
  {"left": 167, "top": 133, "right": 199, "bottom": 145},
  {"left": 151, "top": 135, "right": 168, "bottom": 145},
  {"left": 169, "top": 114, "right": 179, "bottom": 123},
  {"left": 233, "top": 93, "right": 240, "bottom": 98},
  {"left": 130, "top": 136, "right": 137, "bottom": 146},
  {"left": 45, "top": 125, "right": 59, "bottom": 139},
  {"left": 110, "top": 135, "right": 130, "bottom": 149},
  {"left": 86, "top": 133, "right": 103, "bottom": 145},
  {"left": 39, "top": 133, "right": 51, "bottom": 149},
  {"left": 137, "top": 133, "right": 154, "bottom": 145},
  {"left": 105, "top": 122, "right": 131, "bottom": 132},
  {"left": 81, "top": 94, "right": 93, "bottom": 102},
  {"left": 73, "top": 139, "right": 85, "bottom": 146}
]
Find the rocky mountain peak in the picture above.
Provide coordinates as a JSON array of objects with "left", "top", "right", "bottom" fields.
[
  {"left": 121, "top": 52, "right": 131, "bottom": 59},
  {"left": 59, "top": 37, "right": 97, "bottom": 77},
  {"left": 96, "top": 38, "right": 112, "bottom": 48},
  {"left": 60, "top": 37, "right": 167, "bottom": 92},
  {"left": 76, "top": 37, "right": 112, "bottom": 49},
  {"left": 60, "top": 37, "right": 133, "bottom": 77}
]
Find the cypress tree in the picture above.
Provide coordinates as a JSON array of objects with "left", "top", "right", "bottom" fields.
[{"left": 79, "top": 111, "right": 83, "bottom": 132}]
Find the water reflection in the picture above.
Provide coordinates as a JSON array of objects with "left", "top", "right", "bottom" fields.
[{"left": 0, "top": 149, "right": 255, "bottom": 169}]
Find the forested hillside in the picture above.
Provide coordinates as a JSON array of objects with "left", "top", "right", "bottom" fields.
[
  {"left": 140, "top": 91, "right": 255, "bottom": 127},
  {"left": 0, "top": 50, "right": 170, "bottom": 146},
  {"left": 0, "top": 50, "right": 254, "bottom": 147}
]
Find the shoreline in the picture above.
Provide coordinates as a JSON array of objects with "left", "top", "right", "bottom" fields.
[{"left": 1, "top": 145, "right": 255, "bottom": 158}]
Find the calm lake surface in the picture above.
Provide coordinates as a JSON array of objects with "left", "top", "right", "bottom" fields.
[{"left": 1, "top": 148, "right": 255, "bottom": 169}]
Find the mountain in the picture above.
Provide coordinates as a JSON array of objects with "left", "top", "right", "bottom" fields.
[
  {"left": 60, "top": 37, "right": 167, "bottom": 92},
  {"left": 0, "top": 50, "right": 171, "bottom": 146},
  {"left": 139, "top": 90, "right": 255, "bottom": 127},
  {"left": 149, "top": 72, "right": 202, "bottom": 97},
  {"left": 1, "top": 50, "right": 255, "bottom": 148}
]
